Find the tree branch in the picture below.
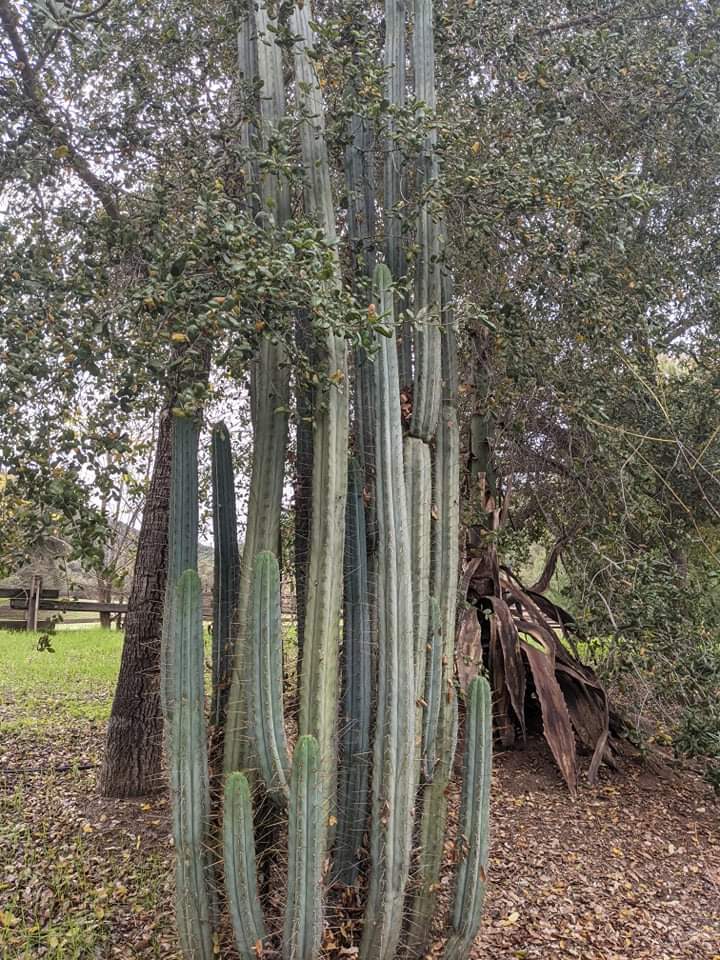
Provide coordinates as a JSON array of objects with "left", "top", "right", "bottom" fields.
[
  {"left": 0, "top": 0, "right": 120, "bottom": 222},
  {"left": 529, "top": 529, "right": 576, "bottom": 594}
]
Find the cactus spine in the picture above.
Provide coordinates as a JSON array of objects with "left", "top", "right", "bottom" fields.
[
  {"left": 360, "top": 263, "right": 416, "bottom": 960},
  {"left": 210, "top": 421, "right": 238, "bottom": 730},
  {"left": 224, "top": 0, "right": 291, "bottom": 776},
  {"left": 224, "top": 772, "right": 267, "bottom": 959},
  {"left": 250, "top": 550, "right": 290, "bottom": 802},
  {"left": 444, "top": 676, "right": 492, "bottom": 960},
  {"left": 336, "top": 457, "right": 372, "bottom": 885},
  {"left": 284, "top": 735, "right": 323, "bottom": 960}
]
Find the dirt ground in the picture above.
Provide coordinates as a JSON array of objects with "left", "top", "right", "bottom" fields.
[{"left": 1, "top": 722, "right": 718, "bottom": 959}]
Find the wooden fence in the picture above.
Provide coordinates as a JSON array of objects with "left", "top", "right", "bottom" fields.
[
  {"left": 0, "top": 576, "right": 128, "bottom": 632},
  {"left": 1, "top": 576, "right": 295, "bottom": 632}
]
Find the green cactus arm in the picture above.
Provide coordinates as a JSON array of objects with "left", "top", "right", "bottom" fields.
[
  {"left": 407, "top": 674, "right": 458, "bottom": 955},
  {"left": 422, "top": 595, "right": 442, "bottom": 781},
  {"left": 360, "top": 263, "right": 416, "bottom": 960},
  {"left": 254, "top": 0, "right": 290, "bottom": 221},
  {"left": 224, "top": 772, "right": 268, "bottom": 959},
  {"left": 250, "top": 551, "right": 291, "bottom": 802},
  {"left": 236, "top": 0, "right": 259, "bottom": 214},
  {"left": 161, "top": 413, "right": 200, "bottom": 732},
  {"left": 346, "top": 107, "right": 376, "bottom": 281},
  {"left": 335, "top": 457, "right": 372, "bottom": 885},
  {"left": 404, "top": 436, "right": 432, "bottom": 708},
  {"left": 408, "top": 403, "right": 461, "bottom": 955},
  {"left": 167, "top": 415, "right": 200, "bottom": 582},
  {"left": 439, "top": 237, "right": 458, "bottom": 403},
  {"left": 409, "top": 0, "right": 442, "bottom": 441},
  {"left": 291, "top": 0, "right": 338, "bottom": 244},
  {"left": 290, "top": 0, "right": 349, "bottom": 858},
  {"left": 210, "top": 422, "right": 239, "bottom": 730},
  {"left": 284, "top": 735, "right": 323, "bottom": 960},
  {"left": 433, "top": 404, "right": 460, "bottom": 661},
  {"left": 383, "top": 0, "right": 412, "bottom": 383},
  {"left": 443, "top": 676, "right": 492, "bottom": 959},
  {"left": 225, "top": 0, "right": 291, "bottom": 776},
  {"left": 165, "top": 569, "right": 215, "bottom": 960}
]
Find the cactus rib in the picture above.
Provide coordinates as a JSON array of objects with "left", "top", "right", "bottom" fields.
[
  {"left": 360, "top": 263, "right": 415, "bottom": 960},
  {"left": 224, "top": 772, "right": 268, "bottom": 959},
  {"left": 444, "top": 677, "right": 492, "bottom": 959},
  {"left": 336, "top": 457, "right": 372, "bottom": 885},
  {"left": 422, "top": 595, "right": 442, "bottom": 781},
  {"left": 284, "top": 735, "right": 323, "bottom": 960},
  {"left": 250, "top": 551, "right": 291, "bottom": 802},
  {"left": 210, "top": 422, "right": 239, "bottom": 730},
  {"left": 224, "top": 0, "right": 291, "bottom": 777},
  {"left": 165, "top": 569, "right": 215, "bottom": 960}
]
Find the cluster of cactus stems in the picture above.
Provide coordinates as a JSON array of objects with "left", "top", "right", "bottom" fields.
[{"left": 160, "top": 2, "right": 491, "bottom": 960}]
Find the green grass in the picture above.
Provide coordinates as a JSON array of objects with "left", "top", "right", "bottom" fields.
[
  {"left": 0, "top": 625, "right": 219, "bottom": 732},
  {"left": 0, "top": 627, "right": 183, "bottom": 958},
  {"left": 0, "top": 627, "right": 123, "bottom": 731}
]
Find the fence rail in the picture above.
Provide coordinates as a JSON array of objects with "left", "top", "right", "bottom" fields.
[
  {"left": 1, "top": 576, "right": 131, "bottom": 632},
  {"left": 1, "top": 576, "right": 293, "bottom": 632}
]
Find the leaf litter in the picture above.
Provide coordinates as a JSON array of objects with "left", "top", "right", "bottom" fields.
[{"left": 1, "top": 711, "right": 718, "bottom": 958}]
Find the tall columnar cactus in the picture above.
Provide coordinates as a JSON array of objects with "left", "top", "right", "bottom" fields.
[
  {"left": 224, "top": 772, "right": 267, "bottom": 959},
  {"left": 165, "top": 569, "right": 216, "bottom": 960},
  {"left": 224, "top": 0, "right": 291, "bottom": 777},
  {"left": 161, "top": 414, "right": 215, "bottom": 960},
  {"left": 161, "top": 414, "right": 200, "bottom": 710},
  {"left": 360, "top": 263, "right": 416, "bottom": 960},
  {"left": 409, "top": 402, "right": 461, "bottom": 955},
  {"left": 409, "top": 0, "right": 442, "bottom": 441},
  {"left": 384, "top": 0, "right": 412, "bottom": 384},
  {"left": 404, "top": 436, "right": 432, "bottom": 708},
  {"left": 444, "top": 676, "right": 492, "bottom": 960},
  {"left": 422, "top": 595, "right": 442, "bottom": 781},
  {"left": 335, "top": 457, "right": 372, "bottom": 885},
  {"left": 210, "top": 421, "right": 239, "bottom": 730},
  {"left": 284, "top": 735, "right": 323, "bottom": 960},
  {"left": 343, "top": 61, "right": 378, "bottom": 884},
  {"left": 249, "top": 550, "right": 290, "bottom": 802},
  {"left": 291, "top": 0, "right": 349, "bottom": 844}
]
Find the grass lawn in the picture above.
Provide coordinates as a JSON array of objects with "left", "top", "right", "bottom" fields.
[{"left": 0, "top": 628, "right": 123, "bottom": 732}]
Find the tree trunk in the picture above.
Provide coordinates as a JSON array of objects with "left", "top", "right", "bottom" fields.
[{"left": 99, "top": 409, "right": 172, "bottom": 797}]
